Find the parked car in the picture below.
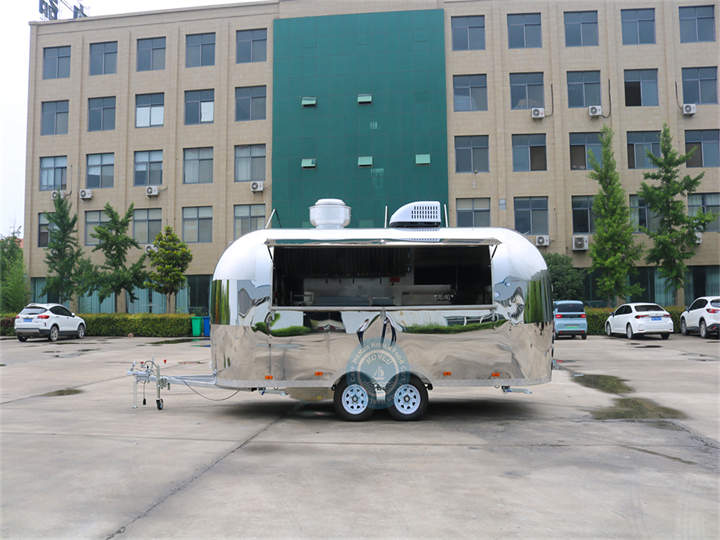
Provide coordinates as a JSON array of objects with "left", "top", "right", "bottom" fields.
[
  {"left": 14, "top": 304, "right": 86, "bottom": 342},
  {"left": 680, "top": 296, "right": 720, "bottom": 338},
  {"left": 604, "top": 303, "right": 673, "bottom": 340},
  {"left": 553, "top": 300, "right": 587, "bottom": 339}
]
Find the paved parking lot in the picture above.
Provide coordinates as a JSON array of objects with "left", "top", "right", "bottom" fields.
[{"left": 1, "top": 334, "right": 718, "bottom": 539}]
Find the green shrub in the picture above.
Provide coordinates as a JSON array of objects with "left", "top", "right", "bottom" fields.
[
  {"left": 1, "top": 313, "right": 16, "bottom": 336},
  {"left": 404, "top": 320, "right": 507, "bottom": 334},
  {"left": 80, "top": 313, "right": 191, "bottom": 337}
]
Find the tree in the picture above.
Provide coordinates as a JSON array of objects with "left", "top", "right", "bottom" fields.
[
  {"left": 88, "top": 203, "right": 148, "bottom": 313},
  {"left": 638, "top": 124, "right": 715, "bottom": 305},
  {"left": 543, "top": 253, "right": 585, "bottom": 300},
  {"left": 0, "top": 228, "right": 30, "bottom": 312},
  {"left": 144, "top": 226, "right": 193, "bottom": 313},
  {"left": 44, "top": 196, "right": 83, "bottom": 304},
  {"left": 588, "top": 126, "right": 644, "bottom": 305}
]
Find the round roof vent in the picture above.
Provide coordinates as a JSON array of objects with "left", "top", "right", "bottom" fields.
[{"left": 309, "top": 199, "right": 351, "bottom": 229}]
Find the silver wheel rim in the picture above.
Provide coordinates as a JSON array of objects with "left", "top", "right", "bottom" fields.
[
  {"left": 393, "top": 384, "right": 421, "bottom": 415},
  {"left": 606, "top": 324, "right": 611, "bottom": 336},
  {"left": 78, "top": 325, "right": 84, "bottom": 338},
  {"left": 626, "top": 325, "right": 632, "bottom": 339},
  {"left": 341, "top": 384, "right": 369, "bottom": 415},
  {"left": 681, "top": 320, "right": 686, "bottom": 334},
  {"left": 700, "top": 322, "right": 706, "bottom": 338},
  {"left": 51, "top": 327, "right": 58, "bottom": 340}
]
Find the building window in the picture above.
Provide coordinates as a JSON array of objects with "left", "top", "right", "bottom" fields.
[
  {"left": 88, "top": 97, "right": 116, "bottom": 131},
  {"left": 456, "top": 198, "right": 490, "bottom": 227},
  {"left": 512, "top": 134, "right": 547, "bottom": 171},
  {"left": 510, "top": 72, "right": 544, "bottom": 109},
  {"left": 455, "top": 136, "right": 489, "bottom": 173},
  {"left": 85, "top": 210, "right": 110, "bottom": 245},
  {"left": 234, "top": 144, "right": 266, "bottom": 182},
  {"left": 234, "top": 204, "right": 265, "bottom": 239},
  {"left": 572, "top": 196, "right": 596, "bottom": 233},
  {"left": 41, "top": 100, "right": 68, "bottom": 135},
  {"left": 686, "top": 130, "right": 720, "bottom": 167},
  {"left": 680, "top": 6, "right": 716, "bottom": 43},
  {"left": 133, "top": 208, "right": 162, "bottom": 244},
  {"left": 630, "top": 195, "right": 660, "bottom": 233},
  {"left": 235, "top": 86, "right": 266, "bottom": 121},
  {"left": 689, "top": 193, "right": 720, "bottom": 232},
  {"left": 39, "top": 156, "right": 67, "bottom": 191},
  {"left": 237, "top": 29, "right": 267, "bottom": 63},
  {"left": 621, "top": 9, "right": 655, "bottom": 45},
  {"left": 86, "top": 153, "right": 114, "bottom": 188},
  {"left": 137, "top": 37, "right": 165, "bottom": 71},
  {"left": 453, "top": 75, "right": 487, "bottom": 111},
  {"left": 570, "top": 132, "right": 601, "bottom": 170},
  {"left": 682, "top": 67, "right": 718, "bottom": 105},
  {"left": 451, "top": 15, "right": 485, "bottom": 50},
  {"left": 89, "top": 41, "right": 117, "bottom": 75},
  {"left": 182, "top": 207, "right": 212, "bottom": 243},
  {"left": 567, "top": 71, "right": 601, "bottom": 108},
  {"left": 507, "top": 13, "right": 541, "bottom": 49},
  {"left": 43, "top": 46, "right": 70, "bottom": 79},
  {"left": 186, "top": 33, "right": 215, "bottom": 67},
  {"left": 514, "top": 197, "right": 548, "bottom": 235},
  {"left": 135, "top": 93, "right": 164, "bottom": 128},
  {"left": 183, "top": 148, "right": 213, "bottom": 184},
  {"left": 38, "top": 213, "right": 56, "bottom": 247},
  {"left": 564, "top": 11, "right": 598, "bottom": 47},
  {"left": 627, "top": 131, "right": 660, "bottom": 169},
  {"left": 185, "top": 90, "right": 214, "bottom": 125},
  {"left": 624, "top": 69, "right": 658, "bottom": 107},
  {"left": 134, "top": 150, "right": 163, "bottom": 186},
  {"left": 686, "top": 266, "right": 720, "bottom": 301}
]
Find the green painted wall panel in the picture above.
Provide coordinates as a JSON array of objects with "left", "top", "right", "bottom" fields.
[{"left": 272, "top": 10, "right": 448, "bottom": 227}]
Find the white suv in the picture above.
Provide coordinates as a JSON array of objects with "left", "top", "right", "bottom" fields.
[
  {"left": 14, "top": 304, "right": 86, "bottom": 342},
  {"left": 680, "top": 297, "right": 720, "bottom": 338}
]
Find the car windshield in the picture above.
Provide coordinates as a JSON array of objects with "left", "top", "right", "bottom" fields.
[
  {"left": 635, "top": 304, "right": 663, "bottom": 312},
  {"left": 711, "top": 299, "right": 720, "bottom": 308},
  {"left": 557, "top": 302, "right": 584, "bottom": 313},
  {"left": 20, "top": 306, "right": 46, "bottom": 315}
]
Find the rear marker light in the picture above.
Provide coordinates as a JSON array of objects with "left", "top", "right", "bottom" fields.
[
  {"left": 580, "top": 314, "right": 586, "bottom": 318},
  {"left": 314, "top": 371, "right": 324, "bottom": 377},
  {"left": 663, "top": 314, "right": 671, "bottom": 318},
  {"left": 265, "top": 375, "right": 273, "bottom": 380},
  {"left": 555, "top": 314, "right": 563, "bottom": 319},
  {"left": 491, "top": 372, "right": 500, "bottom": 377},
  {"left": 443, "top": 371, "right": 452, "bottom": 377},
  {"left": 707, "top": 308, "right": 720, "bottom": 314},
  {"left": 635, "top": 315, "right": 648, "bottom": 319}
]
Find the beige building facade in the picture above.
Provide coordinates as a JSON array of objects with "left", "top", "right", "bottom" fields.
[{"left": 25, "top": 0, "right": 719, "bottom": 311}]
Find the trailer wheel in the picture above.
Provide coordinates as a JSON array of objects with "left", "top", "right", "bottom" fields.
[
  {"left": 156, "top": 399, "right": 163, "bottom": 410},
  {"left": 333, "top": 375, "right": 375, "bottom": 421},
  {"left": 386, "top": 375, "right": 428, "bottom": 421}
]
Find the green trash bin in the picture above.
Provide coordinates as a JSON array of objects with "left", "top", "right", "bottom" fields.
[{"left": 191, "top": 316, "right": 202, "bottom": 337}]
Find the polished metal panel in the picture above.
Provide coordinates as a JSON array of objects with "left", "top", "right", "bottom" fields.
[{"left": 211, "top": 227, "right": 552, "bottom": 393}]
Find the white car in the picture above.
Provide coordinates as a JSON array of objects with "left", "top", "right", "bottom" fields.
[
  {"left": 604, "top": 303, "right": 673, "bottom": 340},
  {"left": 14, "top": 303, "right": 86, "bottom": 342},
  {"left": 680, "top": 296, "right": 720, "bottom": 338}
]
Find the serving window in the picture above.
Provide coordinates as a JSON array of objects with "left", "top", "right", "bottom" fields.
[{"left": 271, "top": 245, "right": 492, "bottom": 308}]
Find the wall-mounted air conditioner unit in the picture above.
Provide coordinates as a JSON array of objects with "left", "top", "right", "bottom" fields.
[
  {"left": 588, "top": 105, "right": 602, "bottom": 118},
  {"left": 79, "top": 189, "right": 93, "bottom": 200},
  {"left": 250, "top": 181, "right": 264, "bottom": 192},
  {"left": 50, "top": 190, "right": 67, "bottom": 200},
  {"left": 144, "top": 244, "right": 158, "bottom": 254},
  {"left": 682, "top": 103, "right": 696, "bottom": 116},
  {"left": 572, "top": 235, "right": 589, "bottom": 251},
  {"left": 695, "top": 232, "right": 703, "bottom": 245},
  {"left": 145, "top": 186, "right": 159, "bottom": 197},
  {"left": 535, "top": 234, "right": 550, "bottom": 247},
  {"left": 531, "top": 107, "right": 545, "bottom": 119}
]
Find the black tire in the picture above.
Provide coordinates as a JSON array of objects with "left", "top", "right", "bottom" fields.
[
  {"left": 48, "top": 325, "right": 59, "bottom": 342},
  {"left": 699, "top": 319, "right": 708, "bottom": 339},
  {"left": 680, "top": 318, "right": 688, "bottom": 336},
  {"left": 76, "top": 324, "right": 85, "bottom": 339},
  {"left": 333, "top": 374, "right": 376, "bottom": 421},
  {"left": 661, "top": 333, "right": 670, "bottom": 340},
  {"left": 156, "top": 399, "right": 164, "bottom": 410},
  {"left": 605, "top": 323, "right": 612, "bottom": 337},
  {"left": 17, "top": 335, "right": 27, "bottom": 342},
  {"left": 386, "top": 374, "right": 428, "bottom": 421},
  {"left": 581, "top": 334, "right": 587, "bottom": 340},
  {"left": 626, "top": 324, "right": 634, "bottom": 340}
]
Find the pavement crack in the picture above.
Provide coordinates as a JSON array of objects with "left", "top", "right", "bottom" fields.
[
  {"left": 621, "top": 445, "right": 697, "bottom": 465},
  {"left": 104, "top": 406, "right": 296, "bottom": 540}
]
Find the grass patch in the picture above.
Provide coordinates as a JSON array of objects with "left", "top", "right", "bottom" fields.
[
  {"left": 42, "top": 388, "right": 83, "bottom": 397},
  {"left": 404, "top": 320, "right": 507, "bottom": 334},
  {"left": 573, "top": 374, "right": 634, "bottom": 394},
  {"left": 593, "top": 398, "right": 687, "bottom": 420}
]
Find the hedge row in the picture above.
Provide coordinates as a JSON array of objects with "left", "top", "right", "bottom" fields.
[
  {"left": 585, "top": 306, "right": 685, "bottom": 335},
  {"left": 0, "top": 313, "right": 192, "bottom": 337}
]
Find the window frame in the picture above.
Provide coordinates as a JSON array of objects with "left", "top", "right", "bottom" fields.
[
  {"left": 569, "top": 132, "right": 602, "bottom": 170},
  {"left": 514, "top": 196, "right": 549, "bottom": 235},
  {"left": 88, "top": 97, "right": 116, "bottom": 131},
  {"left": 134, "top": 150, "right": 163, "bottom": 186},
  {"left": 43, "top": 46, "right": 70, "bottom": 79},
  {"left": 84, "top": 210, "right": 110, "bottom": 246},
  {"left": 133, "top": 208, "right": 163, "bottom": 244},
  {"left": 184, "top": 89, "right": 215, "bottom": 125},
  {"left": 571, "top": 195, "right": 596, "bottom": 233},
  {"left": 630, "top": 194, "right": 660, "bottom": 233},
  {"left": 688, "top": 193, "right": 720, "bottom": 232},
  {"left": 567, "top": 70, "right": 601, "bottom": 108},
  {"left": 234, "top": 144, "right": 266, "bottom": 182},
  {"left": 182, "top": 206, "right": 213, "bottom": 243},
  {"left": 563, "top": 10, "right": 598, "bottom": 47},
  {"left": 627, "top": 131, "right": 661, "bottom": 169},
  {"left": 453, "top": 74, "right": 488, "bottom": 111},
  {"left": 135, "top": 93, "right": 164, "bottom": 128},
  {"left": 235, "top": 86, "right": 267, "bottom": 121},
  {"left": 186, "top": 33, "right": 215, "bottom": 67},
  {"left": 685, "top": 130, "right": 720, "bottom": 167},
  {"left": 137, "top": 37, "right": 166, "bottom": 71},
  {"left": 451, "top": 15, "right": 486, "bottom": 51},
  {"left": 512, "top": 134, "right": 547, "bottom": 172},
  {"left": 89, "top": 41, "right": 118, "bottom": 75},
  {"left": 679, "top": 5, "right": 716, "bottom": 43},
  {"left": 624, "top": 69, "right": 659, "bottom": 107},
  {"left": 510, "top": 72, "right": 544, "bottom": 110},
  {"left": 507, "top": 13, "right": 542, "bottom": 49},
  {"left": 38, "top": 212, "right": 56, "bottom": 247},
  {"left": 183, "top": 147, "right": 214, "bottom": 184},
  {"left": 621, "top": 8, "right": 656, "bottom": 45},
  {"left": 682, "top": 67, "right": 718, "bottom": 105},
  {"left": 236, "top": 29, "right": 267, "bottom": 63},
  {"left": 456, "top": 198, "right": 491, "bottom": 227},
  {"left": 234, "top": 204, "right": 265, "bottom": 239},
  {"left": 39, "top": 156, "right": 67, "bottom": 191},
  {"left": 454, "top": 136, "right": 489, "bottom": 173},
  {"left": 41, "top": 100, "right": 69, "bottom": 136},
  {"left": 86, "top": 153, "right": 114, "bottom": 189}
]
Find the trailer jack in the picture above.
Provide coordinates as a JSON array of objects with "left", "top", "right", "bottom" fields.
[{"left": 128, "top": 358, "right": 217, "bottom": 410}]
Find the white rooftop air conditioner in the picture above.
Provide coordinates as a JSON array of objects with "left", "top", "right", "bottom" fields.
[
  {"left": 682, "top": 103, "right": 696, "bottom": 116},
  {"left": 572, "top": 235, "right": 589, "bottom": 251},
  {"left": 695, "top": 232, "right": 703, "bottom": 245},
  {"left": 389, "top": 201, "right": 442, "bottom": 228},
  {"left": 535, "top": 234, "right": 550, "bottom": 247},
  {"left": 145, "top": 185, "right": 159, "bottom": 197},
  {"left": 531, "top": 107, "right": 545, "bottom": 119},
  {"left": 144, "top": 244, "right": 158, "bottom": 254},
  {"left": 79, "top": 189, "right": 93, "bottom": 200},
  {"left": 588, "top": 105, "right": 603, "bottom": 118},
  {"left": 250, "top": 181, "right": 264, "bottom": 192}
]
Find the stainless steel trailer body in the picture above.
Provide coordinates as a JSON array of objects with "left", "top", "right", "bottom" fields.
[{"left": 208, "top": 221, "right": 553, "bottom": 419}]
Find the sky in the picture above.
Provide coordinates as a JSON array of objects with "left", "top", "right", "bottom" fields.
[{"left": 0, "top": 0, "right": 240, "bottom": 238}]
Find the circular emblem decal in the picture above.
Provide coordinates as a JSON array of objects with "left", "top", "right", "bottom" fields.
[{"left": 346, "top": 338, "right": 410, "bottom": 409}]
